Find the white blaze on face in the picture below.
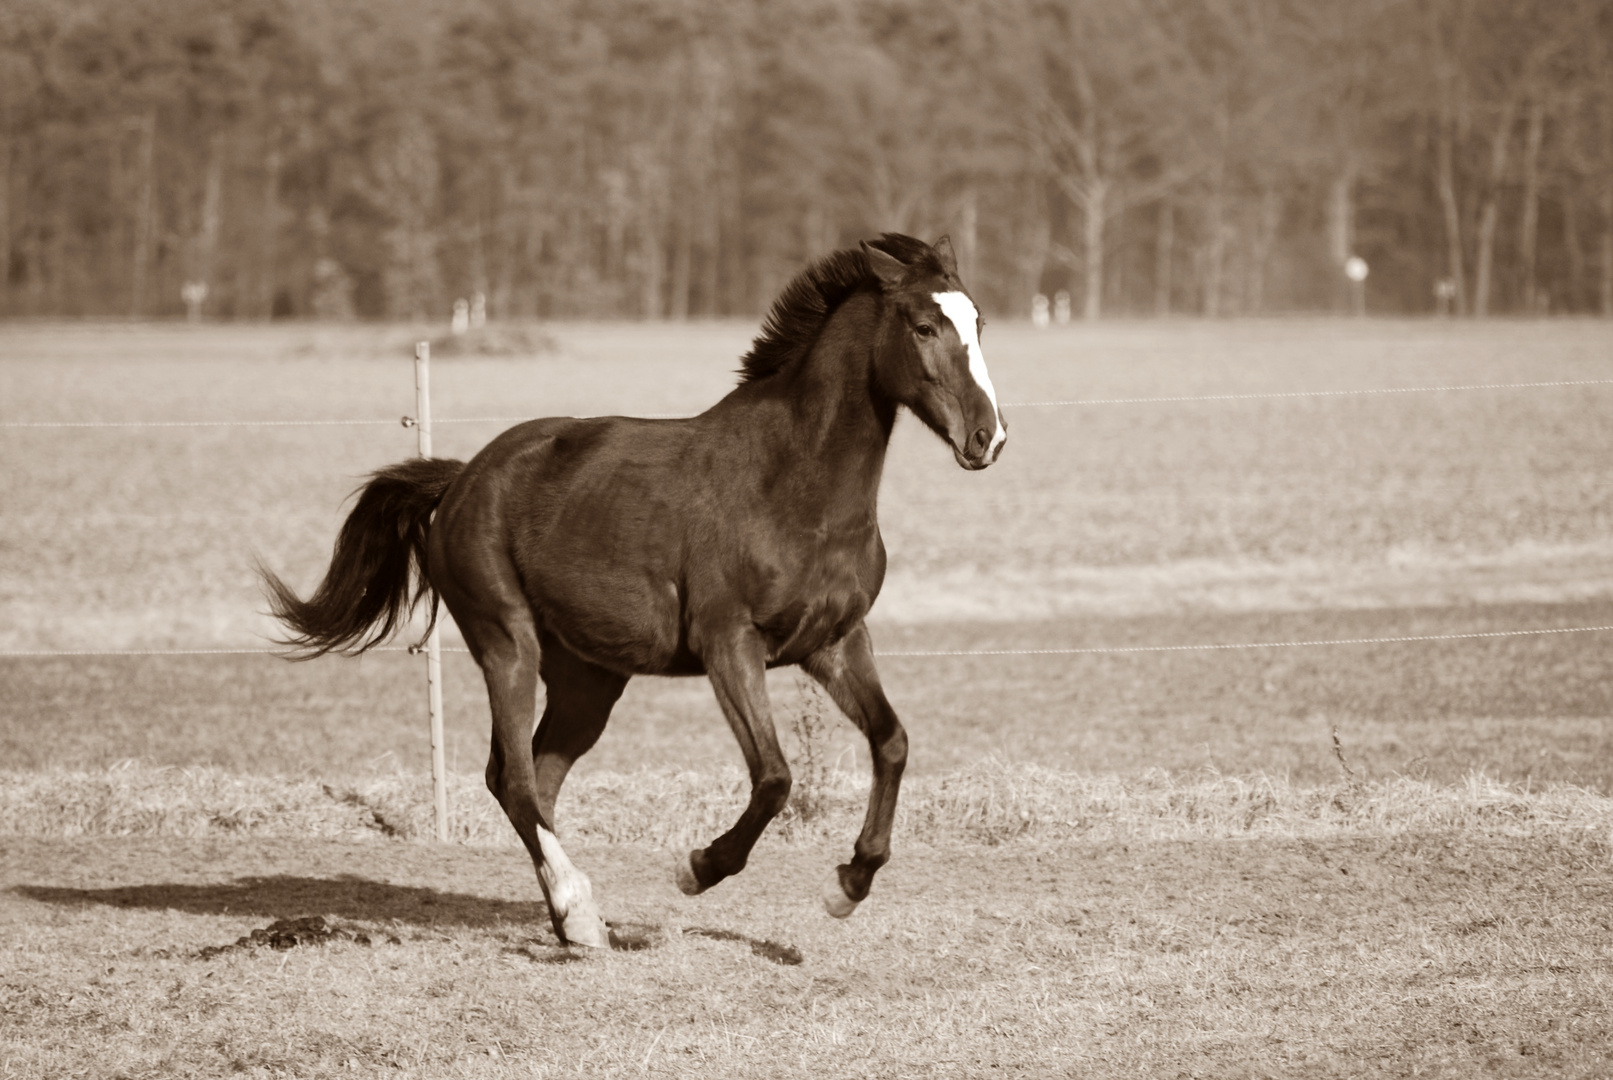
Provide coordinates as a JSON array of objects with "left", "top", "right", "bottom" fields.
[{"left": 932, "top": 291, "right": 1006, "bottom": 457}]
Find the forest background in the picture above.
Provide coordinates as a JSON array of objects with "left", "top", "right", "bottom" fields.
[{"left": 3, "top": 0, "right": 1612, "bottom": 323}]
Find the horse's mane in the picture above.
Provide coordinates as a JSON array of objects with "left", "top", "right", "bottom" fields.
[{"left": 738, "top": 233, "right": 944, "bottom": 384}]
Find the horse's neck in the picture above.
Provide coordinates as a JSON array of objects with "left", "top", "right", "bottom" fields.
[
  {"left": 783, "top": 297, "right": 895, "bottom": 472},
  {"left": 738, "top": 295, "right": 894, "bottom": 512}
]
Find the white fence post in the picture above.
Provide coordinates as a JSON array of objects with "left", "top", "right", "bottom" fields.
[{"left": 414, "top": 340, "right": 450, "bottom": 842}]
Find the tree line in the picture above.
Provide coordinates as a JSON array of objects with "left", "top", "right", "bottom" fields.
[{"left": 3, "top": 0, "right": 1611, "bottom": 321}]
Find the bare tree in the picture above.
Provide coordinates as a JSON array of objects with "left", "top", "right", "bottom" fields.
[
  {"left": 1286, "top": 0, "right": 1413, "bottom": 311},
  {"left": 1014, "top": 0, "right": 1199, "bottom": 318},
  {"left": 1140, "top": 0, "right": 1317, "bottom": 316}
]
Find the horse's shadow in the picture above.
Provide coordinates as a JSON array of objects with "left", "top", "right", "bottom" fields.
[
  {"left": 11, "top": 877, "right": 803, "bottom": 963},
  {"left": 14, "top": 875, "right": 546, "bottom": 929}
]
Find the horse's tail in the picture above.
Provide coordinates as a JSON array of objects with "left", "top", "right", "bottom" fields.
[{"left": 260, "top": 456, "right": 466, "bottom": 657}]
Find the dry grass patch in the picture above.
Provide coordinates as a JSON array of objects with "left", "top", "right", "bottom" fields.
[
  {"left": 2, "top": 827, "right": 1610, "bottom": 1077},
  {"left": 4, "top": 760, "right": 1610, "bottom": 850}
]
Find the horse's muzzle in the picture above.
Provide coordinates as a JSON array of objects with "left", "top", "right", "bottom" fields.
[{"left": 953, "top": 425, "right": 1004, "bottom": 471}]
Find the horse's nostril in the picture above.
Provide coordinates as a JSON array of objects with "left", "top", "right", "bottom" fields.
[{"left": 970, "top": 428, "right": 990, "bottom": 454}]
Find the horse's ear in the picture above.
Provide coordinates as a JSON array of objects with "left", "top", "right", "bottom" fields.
[
  {"left": 933, "top": 235, "right": 958, "bottom": 277},
  {"left": 862, "top": 241, "right": 907, "bottom": 289}
]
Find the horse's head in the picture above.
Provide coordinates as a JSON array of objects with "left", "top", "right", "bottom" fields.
[{"left": 865, "top": 235, "right": 1007, "bottom": 471}]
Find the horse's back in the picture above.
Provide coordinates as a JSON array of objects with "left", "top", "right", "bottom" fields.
[{"left": 431, "top": 402, "right": 884, "bottom": 677}]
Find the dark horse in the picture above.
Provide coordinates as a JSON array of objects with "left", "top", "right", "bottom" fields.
[{"left": 261, "top": 234, "right": 1006, "bottom": 948}]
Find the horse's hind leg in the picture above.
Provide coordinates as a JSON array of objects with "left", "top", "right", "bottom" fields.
[
  {"left": 802, "top": 622, "right": 907, "bottom": 918},
  {"left": 462, "top": 607, "right": 612, "bottom": 948},
  {"left": 531, "top": 630, "right": 628, "bottom": 833}
]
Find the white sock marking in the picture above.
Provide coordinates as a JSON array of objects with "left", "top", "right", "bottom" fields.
[
  {"left": 535, "top": 824, "right": 590, "bottom": 911},
  {"left": 932, "top": 291, "right": 1006, "bottom": 456}
]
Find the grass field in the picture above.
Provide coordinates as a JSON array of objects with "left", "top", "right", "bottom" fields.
[
  {"left": 2, "top": 319, "right": 1611, "bottom": 787},
  {"left": 3, "top": 318, "right": 1613, "bottom": 1076},
  {"left": 4, "top": 602, "right": 1612, "bottom": 790},
  {"left": 4, "top": 821, "right": 1612, "bottom": 1077},
  {"left": 3, "top": 764, "right": 1612, "bottom": 1077},
  {"left": 5, "top": 319, "right": 1613, "bottom": 649}
]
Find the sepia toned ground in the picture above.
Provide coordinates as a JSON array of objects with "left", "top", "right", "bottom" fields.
[
  {"left": 3, "top": 827, "right": 1611, "bottom": 1078},
  {"left": 3, "top": 318, "right": 1613, "bottom": 1077}
]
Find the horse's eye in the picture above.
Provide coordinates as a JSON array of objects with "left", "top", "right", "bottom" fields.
[{"left": 915, "top": 324, "right": 936, "bottom": 338}]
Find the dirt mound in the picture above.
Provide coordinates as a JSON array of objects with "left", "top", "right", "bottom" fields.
[{"left": 196, "top": 915, "right": 399, "bottom": 959}]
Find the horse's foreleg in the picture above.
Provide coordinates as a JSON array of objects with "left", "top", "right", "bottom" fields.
[
  {"left": 677, "top": 625, "right": 791, "bottom": 895},
  {"left": 803, "top": 622, "right": 907, "bottom": 918},
  {"left": 471, "top": 616, "right": 610, "bottom": 949}
]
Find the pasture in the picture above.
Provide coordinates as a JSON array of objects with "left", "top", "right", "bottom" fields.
[{"left": 3, "top": 318, "right": 1613, "bottom": 1076}]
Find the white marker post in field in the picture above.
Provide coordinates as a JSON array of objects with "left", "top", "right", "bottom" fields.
[
  {"left": 414, "top": 340, "right": 450, "bottom": 842},
  {"left": 1345, "top": 256, "right": 1369, "bottom": 317}
]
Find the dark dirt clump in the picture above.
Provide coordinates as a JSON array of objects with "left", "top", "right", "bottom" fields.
[{"left": 197, "top": 915, "right": 400, "bottom": 959}]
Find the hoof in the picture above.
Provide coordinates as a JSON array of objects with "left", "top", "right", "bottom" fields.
[
  {"left": 822, "top": 869, "right": 860, "bottom": 919},
  {"left": 673, "top": 851, "right": 705, "bottom": 896},
  {"left": 559, "top": 896, "right": 609, "bottom": 950}
]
